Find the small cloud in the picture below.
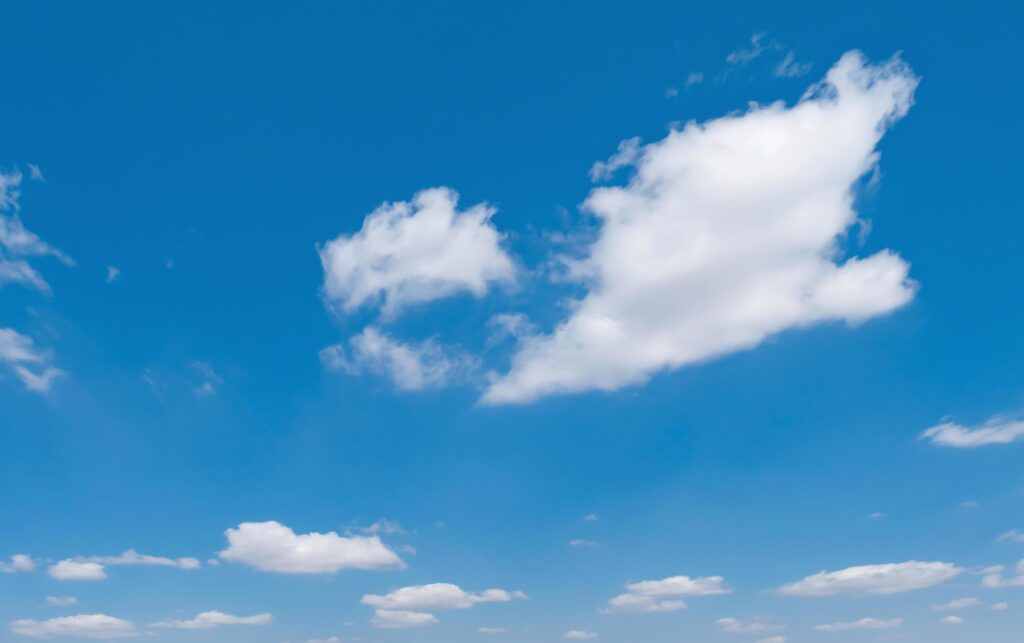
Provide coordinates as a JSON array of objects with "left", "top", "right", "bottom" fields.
[
  {"left": 991, "top": 602, "right": 1008, "bottom": 611},
  {"left": 725, "top": 32, "right": 781, "bottom": 65},
  {"left": 931, "top": 597, "right": 980, "bottom": 611},
  {"left": 105, "top": 266, "right": 120, "bottom": 283},
  {"left": 564, "top": 631, "right": 598, "bottom": 640},
  {"left": 191, "top": 361, "right": 222, "bottom": 397},
  {"left": 774, "top": 51, "right": 812, "bottom": 78},
  {"left": 664, "top": 87, "right": 679, "bottom": 98},
  {"left": 997, "top": 529, "right": 1024, "bottom": 544},
  {"left": 569, "top": 539, "right": 598, "bottom": 548},
  {"left": 685, "top": 71, "right": 704, "bottom": 87},
  {"left": 0, "top": 554, "right": 34, "bottom": 573},
  {"left": 715, "top": 616, "right": 785, "bottom": 634},
  {"left": 814, "top": 617, "right": 902, "bottom": 631},
  {"left": 46, "top": 596, "right": 79, "bottom": 606},
  {"left": 939, "top": 615, "right": 964, "bottom": 625},
  {"left": 479, "top": 627, "right": 506, "bottom": 634},
  {"left": 867, "top": 512, "right": 885, "bottom": 520},
  {"left": 920, "top": 415, "right": 1024, "bottom": 448},
  {"left": 583, "top": 513, "right": 599, "bottom": 522},
  {"left": 148, "top": 611, "right": 272, "bottom": 630},
  {"left": 27, "top": 164, "right": 44, "bottom": 182},
  {"left": 960, "top": 500, "right": 980, "bottom": 509}
]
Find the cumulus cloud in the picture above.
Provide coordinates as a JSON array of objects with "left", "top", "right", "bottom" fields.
[
  {"left": 47, "top": 550, "right": 200, "bottom": 581},
  {"left": 48, "top": 561, "right": 106, "bottom": 581},
  {"left": 814, "top": 617, "right": 902, "bottom": 631},
  {"left": 982, "top": 560, "right": 1024, "bottom": 588},
  {"left": 484, "top": 51, "right": 918, "bottom": 404},
  {"left": 45, "top": 597, "right": 78, "bottom": 607},
  {"left": 603, "top": 575, "right": 730, "bottom": 614},
  {"left": 0, "top": 553, "right": 34, "bottom": 573},
  {"left": 321, "top": 327, "right": 478, "bottom": 391},
  {"left": 0, "top": 328, "right": 64, "bottom": 393},
  {"left": 219, "top": 520, "right": 403, "bottom": 574},
  {"left": 148, "top": 611, "right": 272, "bottom": 630},
  {"left": 921, "top": 416, "right": 1024, "bottom": 448},
  {"left": 363, "top": 583, "right": 525, "bottom": 629},
  {"left": 10, "top": 614, "right": 138, "bottom": 639},
  {"left": 564, "top": 631, "right": 598, "bottom": 639},
  {"left": 715, "top": 617, "right": 784, "bottom": 634},
  {"left": 777, "top": 561, "right": 961, "bottom": 596},
  {"left": 319, "top": 187, "right": 515, "bottom": 318},
  {"left": 370, "top": 610, "right": 438, "bottom": 629}
]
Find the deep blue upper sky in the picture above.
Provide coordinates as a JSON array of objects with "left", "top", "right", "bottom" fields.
[{"left": 1, "top": 2, "right": 1022, "bottom": 642}]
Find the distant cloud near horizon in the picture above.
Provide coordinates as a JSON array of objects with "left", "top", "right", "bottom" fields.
[{"left": 777, "top": 561, "right": 961, "bottom": 596}]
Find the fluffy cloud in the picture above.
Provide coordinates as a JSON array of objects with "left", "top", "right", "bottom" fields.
[
  {"left": 0, "top": 328, "right": 64, "bottom": 393},
  {"left": 47, "top": 550, "right": 200, "bottom": 581},
  {"left": 370, "top": 610, "right": 438, "bottom": 629},
  {"left": 148, "top": 611, "right": 271, "bottom": 630},
  {"left": 603, "top": 575, "right": 730, "bottom": 613},
  {"left": 321, "top": 327, "right": 478, "bottom": 391},
  {"left": 319, "top": 187, "right": 515, "bottom": 317},
  {"left": 715, "top": 617, "right": 784, "bottom": 634},
  {"left": 982, "top": 560, "right": 1024, "bottom": 588},
  {"left": 362, "top": 583, "right": 526, "bottom": 611},
  {"left": 219, "top": 520, "right": 402, "bottom": 574},
  {"left": 564, "top": 631, "right": 599, "bottom": 639},
  {"left": 45, "top": 597, "right": 78, "bottom": 607},
  {"left": 10, "top": 614, "right": 138, "bottom": 639},
  {"left": 814, "top": 617, "right": 902, "bottom": 631},
  {"left": 363, "top": 583, "right": 526, "bottom": 629},
  {"left": 920, "top": 417, "right": 1024, "bottom": 448},
  {"left": 0, "top": 553, "right": 34, "bottom": 573},
  {"left": 777, "top": 561, "right": 961, "bottom": 596},
  {"left": 48, "top": 561, "right": 106, "bottom": 581},
  {"left": 484, "top": 51, "right": 918, "bottom": 404}
]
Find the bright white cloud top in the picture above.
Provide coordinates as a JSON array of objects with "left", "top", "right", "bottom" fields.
[
  {"left": 920, "top": 416, "right": 1024, "bottom": 447},
  {"left": 484, "top": 51, "right": 919, "bottom": 404},
  {"left": 10, "top": 614, "right": 139, "bottom": 639},
  {"left": 219, "top": 520, "right": 403, "bottom": 573},
  {"left": 777, "top": 561, "right": 961, "bottom": 596},
  {"left": 319, "top": 187, "right": 515, "bottom": 317},
  {"left": 604, "top": 575, "right": 730, "bottom": 613}
]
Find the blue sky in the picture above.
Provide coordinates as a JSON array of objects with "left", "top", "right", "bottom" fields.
[{"left": 1, "top": 1, "right": 1023, "bottom": 641}]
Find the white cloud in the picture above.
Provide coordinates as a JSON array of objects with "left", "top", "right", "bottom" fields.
[
  {"left": 564, "top": 630, "right": 598, "bottom": 639},
  {"left": 569, "top": 539, "right": 598, "bottom": 548},
  {"left": 48, "top": 561, "right": 106, "bottom": 581},
  {"left": 754, "top": 638, "right": 786, "bottom": 643},
  {"left": 0, "top": 170, "right": 74, "bottom": 294},
  {"left": 27, "top": 164, "right": 44, "bottom": 182},
  {"left": 775, "top": 51, "right": 812, "bottom": 78},
  {"left": 321, "top": 327, "right": 478, "bottom": 391},
  {"left": 45, "top": 597, "right": 78, "bottom": 607},
  {"left": 992, "top": 602, "right": 1008, "bottom": 611},
  {"left": 814, "top": 617, "right": 902, "bottom": 631},
  {"left": 921, "top": 416, "right": 1024, "bottom": 447},
  {"left": 319, "top": 187, "right": 515, "bottom": 318},
  {"left": 10, "top": 614, "right": 138, "bottom": 639},
  {"left": 484, "top": 51, "right": 918, "bottom": 404},
  {"left": 715, "top": 617, "right": 784, "bottom": 634},
  {"left": 219, "top": 520, "right": 403, "bottom": 574},
  {"left": 686, "top": 72, "right": 704, "bottom": 88},
  {"left": 370, "top": 610, "right": 438, "bottom": 629},
  {"left": 940, "top": 615, "right": 964, "bottom": 625},
  {"left": 362, "top": 583, "right": 526, "bottom": 611},
  {"left": 931, "top": 597, "right": 980, "bottom": 611},
  {"left": 0, "top": 553, "right": 34, "bottom": 573},
  {"left": 148, "top": 611, "right": 272, "bottom": 630},
  {"left": 997, "top": 529, "right": 1024, "bottom": 543},
  {"left": 0, "top": 328, "right": 64, "bottom": 393},
  {"left": 85, "top": 549, "right": 201, "bottom": 570},
  {"left": 725, "top": 33, "right": 780, "bottom": 65},
  {"left": 777, "top": 561, "right": 961, "bottom": 596},
  {"left": 603, "top": 575, "right": 730, "bottom": 614},
  {"left": 478, "top": 627, "right": 506, "bottom": 634},
  {"left": 190, "top": 361, "right": 222, "bottom": 397},
  {"left": 583, "top": 513, "right": 599, "bottom": 522},
  {"left": 105, "top": 266, "right": 120, "bottom": 283},
  {"left": 982, "top": 560, "right": 1024, "bottom": 588}
]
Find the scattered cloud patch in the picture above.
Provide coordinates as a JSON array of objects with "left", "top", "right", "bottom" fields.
[
  {"left": 604, "top": 575, "right": 730, "bottom": 613},
  {"left": 726, "top": 32, "right": 780, "bottom": 65},
  {"left": 0, "top": 328, "right": 64, "bottom": 393},
  {"left": 920, "top": 416, "right": 1024, "bottom": 447},
  {"left": 998, "top": 530, "right": 1024, "bottom": 544},
  {"left": 48, "top": 561, "right": 106, "bottom": 581},
  {"left": 774, "top": 51, "right": 813, "bottom": 78},
  {"left": 105, "top": 266, "right": 120, "bottom": 283},
  {"left": 148, "top": 611, "right": 271, "bottom": 630},
  {"left": 777, "top": 561, "right": 961, "bottom": 596},
  {"left": 564, "top": 630, "right": 598, "bottom": 639},
  {"left": 815, "top": 617, "right": 902, "bottom": 631},
  {"left": 478, "top": 627, "right": 506, "bottom": 634},
  {"left": 319, "top": 187, "right": 515, "bottom": 318},
  {"left": 932, "top": 598, "right": 980, "bottom": 611},
  {"left": 371, "top": 609, "right": 438, "bottom": 629},
  {"left": 363, "top": 583, "right": 525, "bottom": 629},
  {"left": 715, "top": 616, "right": 784, "bottom": 634},
  {"left": 0, "top": 554, "right": 34, "bottom": 573},
  {"left": 10, "top": 614, "right": 138, "bottom": 639},
  {"left": 982, "top": 560, "right": 1024, "bottom": 588},
  {"left": 484, "top": 52, "right": 919, "bottom": 403},
  {"left": 219, "top": 520, "right": 403, "bottom": 574},
  {"left": 940, "top": 615, "right": 964, "bottom": 625},
  {"left": 45, "top": 597, "right": 78, "bottom": 607},
  {"left": 321, "top": 327, "right": 478, "bottom": 391}
]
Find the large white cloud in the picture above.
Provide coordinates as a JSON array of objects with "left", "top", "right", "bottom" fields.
[
  {"left": 319, "top": 187, "right": 515, "bottom": 317},
  {"left": 148, "top": 611, "right": 272, "bottom": 630},
  {"left": 219, "top": 520, "right": 403, "bottom": 574},
  {"left": 920, "top": 416, "right": 1024, "bottom": 448},
  {"left": 10, "top": 614, "right": 138, "bottom": 639},
  {"left": 603, "top": 575, "right": 730, "bottom": 613},
  {"left": 321, "top": 326, "right": 478, "bottom": 391},
  {"left": 483, "top": 51, "right": 918, "bottom": 404},
  {"left": 362, "top": 583, "right": 526, "bottom": 629},
  {"left": 777, "top": 561, "right": 961, "bottom": 596}
]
